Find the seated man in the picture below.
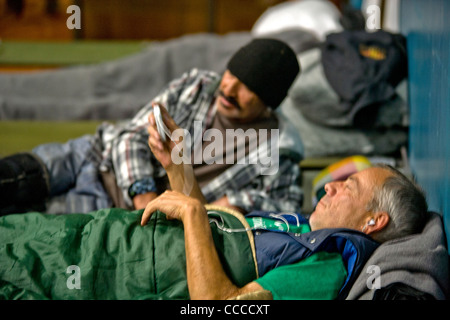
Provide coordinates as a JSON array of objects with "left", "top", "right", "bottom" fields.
[
  {"left": 0, "top": 38, "right": 303, "bottom": 216},
  {"left": 0, "top": 156, "right": 429, "bottom": 299}
]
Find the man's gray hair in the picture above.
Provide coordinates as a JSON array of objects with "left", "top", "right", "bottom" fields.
[{"left": 366, "top": 164, "right": 429, "bottom": 243}]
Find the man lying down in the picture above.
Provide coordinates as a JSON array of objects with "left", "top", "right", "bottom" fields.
[{"left": 0, "top": 109, "right": 428, "bottom": 300}]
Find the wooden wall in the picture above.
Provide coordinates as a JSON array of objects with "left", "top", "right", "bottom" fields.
[
  {"left": 0, "top": 0, "right": 73, "bottom": 40},
  {"left": 80, "top": 0, "right": 289, "bottom": 40},
  {"left": 0, "top": 0, "right": 296, "bottom": 41}
]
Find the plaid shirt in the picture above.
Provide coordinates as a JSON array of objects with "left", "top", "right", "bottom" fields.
[{"left": 97, "top": 68, "right": 304, "bottom": 212}]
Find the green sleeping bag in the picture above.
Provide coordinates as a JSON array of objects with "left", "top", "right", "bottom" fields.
[{"left": 0, "top": 205, "right": 258, "bottom": 300}]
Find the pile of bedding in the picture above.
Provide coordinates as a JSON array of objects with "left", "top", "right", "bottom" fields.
[{"left": 0, "top": 27, "right": 408, "bottom": 159}]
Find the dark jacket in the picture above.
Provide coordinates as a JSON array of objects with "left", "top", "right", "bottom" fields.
[{"left": 248, "top": 211, "right": 380, "bottom": 299}]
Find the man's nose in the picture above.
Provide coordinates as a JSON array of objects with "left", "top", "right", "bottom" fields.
[
  {"left": 223, "top": 77, "right": 240, "bottom": 96},
  {"left": 324, "top": 181, "right": 340, "bottom": 196}
]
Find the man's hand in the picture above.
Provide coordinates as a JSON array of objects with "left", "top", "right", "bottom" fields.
[
  {"left": 140, "top": 189, "right": 264, "bottom": 299},
  {"left": 147, "top": 103, "right": 181, "bottom": 171},
  {"left": 140, "top": 190, "right": 204, "bottom": 226},
  {"left": 147, "top": 103, "right": 207, "bottom": 203}
]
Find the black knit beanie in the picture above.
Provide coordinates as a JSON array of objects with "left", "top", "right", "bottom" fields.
[{"left": 227, "top": 38, "right": 300, "bottom": 109}]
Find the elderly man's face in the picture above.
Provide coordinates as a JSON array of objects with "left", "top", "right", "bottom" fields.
[
  {"left": 309, "top": 167, "right": 393, "bottom": 232},
  {"left": 215, "top": 70, "right": 268, "bottom": 123}
]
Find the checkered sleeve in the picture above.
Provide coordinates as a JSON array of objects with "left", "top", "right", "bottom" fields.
[
  {"left": 109, "top": 68, "right": 219, "bottom": 207},
  {"left": 110, "top": 107, "right": 155, "bottom": 206},
  {"left": 109, "top": 73, "right": 185, "bottom": 206},
  {"left": 226, "top": 157, "right": 303, "bottom": 213}
]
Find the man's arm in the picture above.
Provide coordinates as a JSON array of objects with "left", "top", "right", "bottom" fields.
[
  {"left": 141, "top": 191, "right": 263, "bottom": 299},
  {"left": 147, "top": 105, "right": 207, "bottom": 203}
]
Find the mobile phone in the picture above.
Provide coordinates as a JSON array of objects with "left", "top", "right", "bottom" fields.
[{"left": 153, "top": 105, "right": 170, "bottom": 142}]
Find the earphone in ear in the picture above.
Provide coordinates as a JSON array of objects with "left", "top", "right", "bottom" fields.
[{"left": 362, "top": 219, "right": 376, "bottom": 232}]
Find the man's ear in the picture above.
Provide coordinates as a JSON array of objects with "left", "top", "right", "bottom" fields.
[{"left": 365, "top": 212, "right": 390, "bottom": 235}]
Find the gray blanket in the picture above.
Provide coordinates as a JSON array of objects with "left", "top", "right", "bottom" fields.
[
  {"left": 0, "top": 33, "right": 250, "bottom": 120},
  {"left": 0, "top": 30, "right": 317, "bottom": 121},
  {"left": 346, "top": 212, "right": 449, "bottom": 300}
]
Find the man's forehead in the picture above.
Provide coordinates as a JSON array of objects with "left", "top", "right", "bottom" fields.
[{"left": 350, "top": 167, "right": 393, "bottom": 187}]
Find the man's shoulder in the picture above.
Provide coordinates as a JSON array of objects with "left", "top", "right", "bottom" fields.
[
  {"left": 184, "top": 68, "right": 221, "bottom": 82},
  {"left": 170, "top": 68, "right": 221, "bottom": 98}
]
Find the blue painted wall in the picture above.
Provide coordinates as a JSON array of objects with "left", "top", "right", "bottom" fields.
[{"left": 400, "top": 0, "right": 450, "bottom": 251}]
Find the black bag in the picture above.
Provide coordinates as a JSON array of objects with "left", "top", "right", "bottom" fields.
[
  {"left": 303, "top": 30, "right": 408, "bottom": 127},
  {"left": 0, "top": 153, "right": 50, "bottom": 215}
]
